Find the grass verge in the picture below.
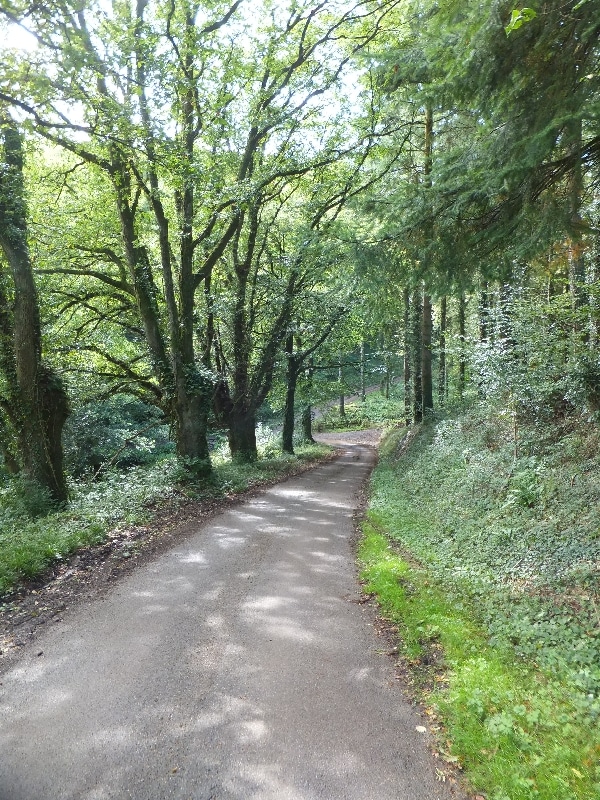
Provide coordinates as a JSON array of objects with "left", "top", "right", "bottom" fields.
[
  {"left": 0, "top": 441, "right": 331, "bottom": 597},
  {"left": 359, "top": 419, "right": 600, "bottom": 800}
]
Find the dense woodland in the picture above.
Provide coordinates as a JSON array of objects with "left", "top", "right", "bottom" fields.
[
  {"left": 1, "top": 2, "right": 600, "bottom": 796},
  {"left": 0, "top": 0, "right": 597, "bottom": 495}
]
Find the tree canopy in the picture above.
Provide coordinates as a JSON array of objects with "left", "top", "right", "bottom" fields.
[{"left": 0, "top": 0, "right": 598, "bottom": 490}]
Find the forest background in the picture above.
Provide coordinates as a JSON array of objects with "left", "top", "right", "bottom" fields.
[{"left": 1, "top": 1, "right": 600, "bottom": 798}]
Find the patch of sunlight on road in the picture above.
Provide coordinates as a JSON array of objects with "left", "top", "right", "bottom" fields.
[
  {"left": 192, "top": 710, "right": 224, "bottom": 731},
  {"left": 243, "top": 595, "right": 295, "bottom": 611},
  {"left": 347, "top": 666, "right": 372, "bottom": 682},
  {"left": 288, "top": 585, "right": 314, "bottom": 596},
  {"left": 138, "top": 604, "right": 169, "bottom": 615},
  {"left": 311, "top": 497, "right": 352, "bottom": 510},
  {"left": 232, "top": 764, "right": 314, "bottom": 800},
  {"left": 154, "top": 575, "right": 198, "bottom": 593},
  {"left": 263, "top": 619, "right": 316, "bottom": 643},
  {"left": 176, "top": 550, "right": 207, "bottom": 564},
  {"left": 214, "top": 533, "right": 247, "bottom": 548},
  {"left": 271, "top": 487, "right": 317, "bottom": 501},
  {"left": 6, "top": 657, "right": 70, "bottom": 685},
  {"left": 257, "top": 523, "right": 292, "bottom": 534},
  {"left": 310, "top": 551, "right": 345, "bottom": 563},
  {"left": 231, "top": 511, "right": 265, "bottom": 523},
  {"left": 90, "top": 727, "right": 131, "bottom": 746},
  {"left": 238, "top": 718, "right": 268, "bottom": 742}
]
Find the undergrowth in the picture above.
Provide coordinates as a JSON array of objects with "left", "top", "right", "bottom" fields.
[
  {"left": 0, "top": 438, "right": 330, "bottom": 596},
  {"left": 316, "top": 388, "right": 405, "bottom": 431},
  {"left": 361, "top": 405, "right": 600, "bottom": 800}
]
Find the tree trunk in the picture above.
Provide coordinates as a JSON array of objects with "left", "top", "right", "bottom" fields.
[
  {"left": 0, "top": 120, "right": 69, "bottom": 505},
  {"left": 338, "top": 353, "right": 345, "bottom": 417},
  {"left": 458, "top": 292, "right": 467, "bottom": 400},
  {"left": 360, "top": 340, "right": 366, "bottom": 401},
  {"left": 590, "top": 222, "right": 600, "bottom": 347},
  {"left": 567, "top": 117, "right": 586, "bottom": 318},
  {"left": 133, "top": 4, "right": 213, "bottom": 477},
  {"left": 498, "top": 283, "right": 513, "bottom": 347},
  {"left": 403, "top": 288, "right": 411, "bottom": 425},
  {"left": 173, "top": 393, "right": 212, "bottom": 475},
  {"left": 300, "top": 404, "right": 314, "bottom": 443},
  {"left": 411, "top": 288, "right": 423, "bottom": 423},
  {"left": 282, "top": 335, "right": 297, "bottom": 454},
  {"left": 438, "top": 295, "right": 447, "bottom": 404},
  {"left": 228, "top": 410, "right": 258, "bottom": 463},
  {"left": 300, "top": 357, "right": 315, "bottom": 443},
  {"left": 479, "top": 284, "right": 489, "bottom": 341},
  {"left": 421, "top": 289, "right": 433, "bottom": 414}
]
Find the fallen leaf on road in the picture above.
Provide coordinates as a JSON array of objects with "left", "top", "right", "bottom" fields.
[{"left": 415, "top": 725, "right": 427, "bottom": 733}]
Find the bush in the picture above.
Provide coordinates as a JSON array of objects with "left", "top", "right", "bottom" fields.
[{"left": 63, "top": 394, "right": 171, "bottom": 477}]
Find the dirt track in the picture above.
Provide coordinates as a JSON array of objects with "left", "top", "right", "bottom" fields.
[{"left": 0, "top": 434, "right": 463, "bottom": 800}]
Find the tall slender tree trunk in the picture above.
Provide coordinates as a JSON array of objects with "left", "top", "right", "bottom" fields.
[
  {"left": 479, "top": 283, "right": 489, "bottom": 341},
  {"left": 0, "top": 120, "right": 69, "bottom": 504},
  {"left": 567, "top": 117, "right": 586, "bottom": 318},
  {"left": 411, "top": 288, "right": 423, "bottom": 423},
  {"left": 421, "top": 289, "right": 433, "bottom": 415},
  {"left": 420, "top": 107, "right": 434, "bottom": 417},
  {"left": 458, "top": 292, "right": 467, "bottom": 400},
  {"left": 498, "top": 282, "right": 514, "bottom": 347},
  {"left": 301, "top": 404, "right": 314, "bottom": 442},
  {"left": 282, "top": 333, "right": 297, "bottom": 454},
  {"left": 338, "top": 353, "right": 345, "bottom": 417},
  {"left": 300, "top": 357, "right": 316, "bottom": 443},
  {"left": 590, "top": 220, "right": 600, "bottom": 347},
  {"left": 403, "top": 288, "right": 412, "bottom": 425},
  {"left": 438, "top": 295, "right": 447, "bottom": 404},
  {"left": 360, "top": 341, "right": 366, "bottom": 402}
]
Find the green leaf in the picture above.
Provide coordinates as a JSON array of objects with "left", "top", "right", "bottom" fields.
[{"left": 505, "top": 8, "right": 538, "bottom": 35}]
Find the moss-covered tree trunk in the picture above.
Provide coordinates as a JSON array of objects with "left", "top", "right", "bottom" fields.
[
  {"left": 112, "top": 149, "right": 212, "bottom": 477},
  {"left": 0, "top": 120, "right": 69, "bottom": 504}
]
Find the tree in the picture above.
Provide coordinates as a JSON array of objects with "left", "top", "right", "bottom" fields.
[
  {"left": 0, "top": 119, "right": 69, "bottom": 503},
  {"left": 281, "top": 306, "right": 348, "bottom": 454},
  {"left": 0, "top": 0, "right": 402, "bottom": 468}
]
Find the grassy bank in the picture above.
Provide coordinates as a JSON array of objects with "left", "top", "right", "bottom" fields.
[
  {"left": 360, "top": 407, "right": 600, "bottom": 800},
  {"left": 0, "top": 440, "right": 331, "bottom": 597}
]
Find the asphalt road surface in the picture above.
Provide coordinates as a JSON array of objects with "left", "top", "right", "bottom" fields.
[{"left": 0, "top": 435, "right": 464, "bottom": 800}]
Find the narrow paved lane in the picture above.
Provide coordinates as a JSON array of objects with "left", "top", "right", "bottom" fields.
[{"left": 1, "top": 439, "right": 462, "bottom": 800}]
